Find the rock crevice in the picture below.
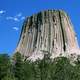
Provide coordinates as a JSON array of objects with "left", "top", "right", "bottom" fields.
[{"left": 15, "top": 10, "right": 79, "bottom": 61}]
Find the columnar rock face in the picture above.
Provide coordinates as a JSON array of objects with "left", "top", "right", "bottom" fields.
[{"left": 16, "top": 10, "right": 79, "bottom": 61}]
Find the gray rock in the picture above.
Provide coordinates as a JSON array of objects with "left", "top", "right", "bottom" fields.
[{"left": 15, "top": 10, "right": 79, "bottom": 61}]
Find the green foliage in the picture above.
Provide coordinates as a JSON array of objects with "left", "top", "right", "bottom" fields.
[
  {"left": 22, "top": 60, "right": 34, "bottom": 80},
  {"left": 13, "top": 52, "right": 24, "bottom": 80},
  {"left": 50, "top": 57, "right": 73, "bottom": 80},
  {"left": 0, "top": 53, "right": 80, "bottom": 80},
  {"left": 1, "top": 74, "right": 16, "bottom": 80},
  {"left": 0, "top": 54, "right": 11, "bottom": 79}
]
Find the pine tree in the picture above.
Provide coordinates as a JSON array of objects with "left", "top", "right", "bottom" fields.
[
  {"left": 13, "top": 52, "right": 24, "bottom": 80},
  {"left": 0, "top": 54, "right": 11, "bottom": 79},
  {"left": 23, "top": 60, "right": 34, "bottom": 80}
]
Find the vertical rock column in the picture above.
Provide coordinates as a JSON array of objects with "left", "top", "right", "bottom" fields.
[{"left": 15, "top": 10, "right": 79, "bottom": 59}]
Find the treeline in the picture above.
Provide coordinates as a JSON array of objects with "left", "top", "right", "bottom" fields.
[{"left": 0, "top": 52, "right": 80, "bottom": 80}]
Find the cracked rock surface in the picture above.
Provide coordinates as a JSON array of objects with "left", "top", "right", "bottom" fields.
[{"left": 15, "top": 10, "right": 79, "bottom": 61}]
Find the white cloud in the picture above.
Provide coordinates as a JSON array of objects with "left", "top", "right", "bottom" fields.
[
  {"left": 12, "top": 27, "right": 19, "bottom": 31},
  {"left": 21, "top": 16, "right": 25, "bottom": 20},
  {"left": 0, "top": 10, "right": 6, "bottom": 14},
  {"left": 6, "top": 17, "right": 19, "bottom": 22},
  {"left": 6, "top": 12, "right": 25, "bottom": 22},
  {"left": 13, "top": 17, "right": 19, "bottom": 21},
  {"left": 16, "top": 13, "right": 22, "bottom": 17}
]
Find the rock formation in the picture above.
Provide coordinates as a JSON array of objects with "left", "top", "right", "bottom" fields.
[{"left": 15, "top": 10, "right": 80, "bottom": 61}]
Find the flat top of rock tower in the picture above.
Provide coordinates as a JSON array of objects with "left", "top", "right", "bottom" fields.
[{"left": 25, "top": 9, "right": 67, "bottom": 18}]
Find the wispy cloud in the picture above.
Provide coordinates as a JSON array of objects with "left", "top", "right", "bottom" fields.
[
  {"left": 6, "top": 12, "right": 25, "bottom": 22},
  {"left": 21, "top": 16, "right": 25, "bottom": 20},
  {"left": 0, "top": 10, "right": 6, "bottom": 14},
  {"left": 16, "top": 13, "right": 22, "bottom": 17},
  {"left": 12, "top": 27, "right": 19, "bottom": 31},
  {"left": 6, "top": 17, "right": 19, "bottom": 22}
]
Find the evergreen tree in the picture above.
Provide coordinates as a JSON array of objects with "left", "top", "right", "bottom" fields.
[
  {"left": 0, "top": 52, "right": 80, "bottom": 80},
  {"left": 32, "top": 60, "right": 41, "bottom": 80},
  {"left": 0, "top": 54, "right": 11, "bottom": 80},
  {"left": 50, "top": 57, "right": 80, "bottom": 80},
  {"left": 23, "top": 60, "right": 34, "bottom": 80},
  {"left": 13, "top": 52, "right": 24, "bottom": 80},
  {"left": 38, "top": 54, "right": 52, "bottom": 80}
]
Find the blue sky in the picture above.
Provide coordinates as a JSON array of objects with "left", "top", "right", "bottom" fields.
[{"left": 0, "top": 0, "right": 80, "bottom": 55}]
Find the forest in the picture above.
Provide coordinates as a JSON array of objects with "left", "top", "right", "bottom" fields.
[{"left": 0, "top": 52, "right": 80, "bottom": 80}]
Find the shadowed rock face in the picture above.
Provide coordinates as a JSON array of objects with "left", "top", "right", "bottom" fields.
[{"left": 15, "top": 10, "right": 79, "bottom": 61}]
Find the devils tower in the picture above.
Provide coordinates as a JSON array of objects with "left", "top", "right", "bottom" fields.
[{"left": 15, "top": 10, "right": 79, "bottom": 61}]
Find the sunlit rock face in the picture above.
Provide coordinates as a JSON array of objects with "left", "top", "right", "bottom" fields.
[{"left": 16, "top": 10, "right": 79, "bottom": 61}]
